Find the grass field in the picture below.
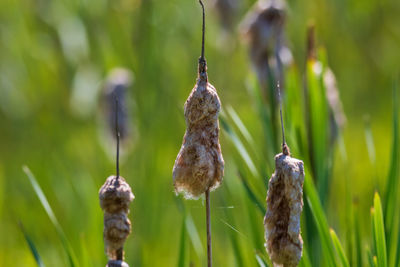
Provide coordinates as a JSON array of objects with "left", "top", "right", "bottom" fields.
[{"left": 0, "top": 0, "right": 399, "bottom": 266}]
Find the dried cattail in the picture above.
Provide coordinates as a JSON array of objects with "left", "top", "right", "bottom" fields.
[
  {"left": 99, "top": 176, "right": 134, "bottom": 262},
  {"left": 100, "top": 176, "right": 135, "bottom": 214},
  {"left": 172, "top": 74, "right": 224, "bottom": 199},
  {"left": 173, "top": 2, "right": 223, "bottom": 266},
  {"left": 99, "top": 97, "right": 134, "bottom": 266},
  {"left": 102, "top": 68, "right": 133, "bottom": 141},
  {"left": 264, "top": 83, "right": 304, "bottom": 266},
  {"left": 264, "top": 152, "right": 304, "bottom": 267},
  {"left": 172, "top": 2, "right": 224, "bottom": 200},
  {"left": 240, "top": 0, "right": 292, "bottom": 90},
  {"left": 212, "top": 0, "right": 239, "bottom": 31}
]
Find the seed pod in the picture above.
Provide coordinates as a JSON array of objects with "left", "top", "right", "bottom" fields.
[
  {"left": 100, "top": 176, "right": 135, "bottom": 214},
  {"left": 172, "top": 59, "right": 224, "bottom": 199},
  {"left": 264, "top": 152, "right": 304, "bottom": 267},
  {"left": 103, "top": 212, "right": 131, "bottom": 258},
  {"left": 99, "top": 175, "right": 134, "bottom": 262},
  {"left": 240, "top": 0, "right": 292, "bottom": 91}
]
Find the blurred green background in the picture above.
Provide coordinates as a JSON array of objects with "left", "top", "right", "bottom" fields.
[{"left": 0, "top": 0, "right": 399, "bottom": 266}]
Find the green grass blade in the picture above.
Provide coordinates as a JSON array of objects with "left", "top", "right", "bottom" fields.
[
  {"left": 255, "top": 253, "right": 267, "bottom": 267},
  {"left": 298, "top": 245, "right": 312, "bottom": 267},
  {"left": 226, "top": 105, "right": 255, "bottom": 146},
  {"left": 19, "top": 222, "right": 45, "bottom": 267},
  {"left": 373, "top": 193, "right": 387, "bottom": 267},
  {"left": 384, "top": 83, "right": 400, "bottom": 267},
  {"left": 23, "top": 166, "right": 78, "bottom": 267},
  {"left": 303, "top": 167, "right": 338, "bottom": 267},
  {"left": 367, "top": 246, "right": 375, "bottom": 267},
  {"left": 177, "top": 215, "right": 186, "bottom": 267},
  {"left": 330, "top": 228, "right": 350, "bottom": 267},
  {"left": 237, "top": 171, "right": 265, "bottom": 214},
  {"left": 220, "top": 116, "right": 258, "bottom": 177},
  {"left": 185, "top": 213, "right": 204, "bottom": 258}
]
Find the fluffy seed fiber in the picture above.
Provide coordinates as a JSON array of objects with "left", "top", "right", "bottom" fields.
[
  {"left": 264, "top": 153, "right": 304, "bottom": 267},
  {"left": 99, "top": 176, "right": 134, "bottom": 262},
  {"left": 173, "top": 67, "right": 224, "bottom": 199}
]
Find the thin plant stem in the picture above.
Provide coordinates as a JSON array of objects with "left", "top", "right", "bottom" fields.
[
  {"left": 199, "top": 0, "right": 205, "bottom": 62},
  {"left": 277, "top": 82, "right": 290, "bottom": 155},
  {"left": 116, "top": 247, "right": 123, "bottom": 261},
  {"left": 205, "top": 188, "right": 212, "bottom": 267},
  {"left": 115, "top": 95, "right": 120, "bottom": 180}
]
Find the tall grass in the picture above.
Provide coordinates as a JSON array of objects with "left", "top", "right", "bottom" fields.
[{"left": 0, "top": 0, "right": 399, "bottom": 266}]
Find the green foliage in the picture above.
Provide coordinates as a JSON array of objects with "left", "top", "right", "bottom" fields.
[{"left": 0, "top": 0, "right": 399, "bottom": 266}]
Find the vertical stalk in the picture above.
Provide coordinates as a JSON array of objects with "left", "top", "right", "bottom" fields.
[
  {"left": 115, "top": 95, "right": 120, "bottom": 180},
  {"left": 205, "top": 189, "right": 212, "bottom": 267}
]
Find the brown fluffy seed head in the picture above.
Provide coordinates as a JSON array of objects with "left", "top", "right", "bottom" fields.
[
  {"left": 172, "top": 73, "right": 224, "bottom": 199},
  {"left": 104, "top": 212, "right": 131, "bottom": 259},
  {"left": 99, "top": 176, "right": 134, "bottom": 214},
  {"left": 264, "top": 153, "right": 304, "bottom": 267}
]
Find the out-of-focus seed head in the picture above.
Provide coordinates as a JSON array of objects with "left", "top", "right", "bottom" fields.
[
  {"left": 172, "top": 62, "right": 224, "bottom": 199},
  {"left": 264, "top": 153, "right": 304, "bottom": 267},
  {"left": 212, "top": 0, "right": 239, "bottom": 31},
  {"left": 240, "top": 0, "right": 292, "bottom": 89},
  {"left": 99, "top": 176, "right": 135, "bottom": 214},
  {"left": 103, "top": 68, "right": 133, "bottom": 140}
]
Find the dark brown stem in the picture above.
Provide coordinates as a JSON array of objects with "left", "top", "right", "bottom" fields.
[
  {"left": 198, "top": 0, "right": 207, "bottom": 76},
  {"left": 205, "top": 189, "right": 212, "bottom": 267},
  {"left": 116, "top": 247, "right": 123, "bottom": 261},
  {"left": 115, "top": 95, "right": 120, "bottom": 179}
]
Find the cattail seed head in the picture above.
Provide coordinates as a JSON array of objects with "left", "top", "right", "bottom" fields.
[
  {"left": 172, "top": 62, "right": 224, "bottom": 199},
  {"left": 100, "top": 176, "right": 135, "bottom": 214},
  {"left": 99, "top": 175, "right": 134, "bottom": 262},
  {"left": 264, "top": 153, "right": 304, "bottom": 267},
  {"left": 103, "top": 212, "right": 131, "bottom": 258}
]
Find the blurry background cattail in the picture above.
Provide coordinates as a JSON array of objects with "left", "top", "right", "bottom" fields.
[
  {"left": 98, "top": 68, "right": 136, "bottom": 161},
  {"left": 212, "top": 0, "right": 239, "bottom": 33},
  {"left": 240, "top": 0, "right": 292, "bottom": 95}
]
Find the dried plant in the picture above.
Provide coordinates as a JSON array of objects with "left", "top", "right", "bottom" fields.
[
  {"left": 264, "top": 84, "right": 304, "bottom": 266},
  {"left": 172, "top": 1, "right": 224, "bottom": 266},
  {"left": 99, "top": 97, "right": 134, "bottom": 267},
  {"left": 240, "top": 0, "right": 292, "bottom": 92},
  {"left": 173, "top": 1, "right": 224, "bottom": 200}
]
